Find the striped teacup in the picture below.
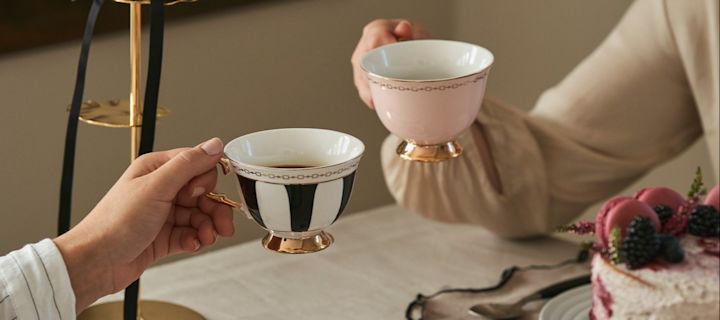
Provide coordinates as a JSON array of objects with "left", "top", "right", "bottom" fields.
[{"left": 207, "top": 128, "right": 364, "bottom": 254}]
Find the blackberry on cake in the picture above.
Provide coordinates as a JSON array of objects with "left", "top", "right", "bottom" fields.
[
  {"left": 688, "top": 205, "right": 720, "bottom": 237},
  {"left": 618, "top": 216, "right": 660, "bottom": 269},
  {"left": 653, "top": 205, "right": 674, "bottom": 226}
]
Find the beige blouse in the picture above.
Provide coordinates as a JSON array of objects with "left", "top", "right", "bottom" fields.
[{"left": 381, "top": 0, "right": 719, "bottom": 238}]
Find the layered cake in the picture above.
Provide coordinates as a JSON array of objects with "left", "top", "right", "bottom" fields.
[{"left": 563, "top": 171, "right": 720, "bottom": 319}]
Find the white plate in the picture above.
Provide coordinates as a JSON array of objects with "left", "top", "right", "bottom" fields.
[{"left": 539, "top": 284, "right": 592, "bottom": 320}]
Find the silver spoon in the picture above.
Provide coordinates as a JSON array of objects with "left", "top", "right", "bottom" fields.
[{"left": 468, "top": 275, "right": 590, "bottom": 319}]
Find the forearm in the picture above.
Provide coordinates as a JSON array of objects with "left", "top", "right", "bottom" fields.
[
  {"left": 472, "top": 120, "right": 503, "bottom": 194},
  {"left": 54, "top": 227, "right": 113, "bottom": 312},
  {"left": 380, "top": 104, "right": 552, "bottom": 238}
]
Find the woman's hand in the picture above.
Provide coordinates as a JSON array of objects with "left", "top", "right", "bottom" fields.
[
  {"left": 351, "top": 19, "right": 431, "bottom": 109},
  {"left": 54, "top": 138, "right": 235, "bottom": 312}
]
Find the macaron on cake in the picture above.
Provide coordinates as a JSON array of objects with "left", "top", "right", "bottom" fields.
[
  {"left": 559, "top": 168, "right": 720, "bottom": 319},
  {"left": 594, "top": 197, "right": 660, "bottom": 248},
  {"left": 633, "top": 186, "right": 686, "bottom": 212},
  {"left": 705, "top": 184, "right": 720, "bottom": 210}
]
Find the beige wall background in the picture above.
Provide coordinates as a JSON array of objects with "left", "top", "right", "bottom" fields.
[
  {"left": 0, "top": 0, "right": 451, "bottom": 255},
  {"left": 0, "top": 0, "right": 715, "bottom": 255}
]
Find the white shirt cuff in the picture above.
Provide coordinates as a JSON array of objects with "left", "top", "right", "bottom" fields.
[{"left": 0, "top": 239, "right": 76, "bottom": 320}]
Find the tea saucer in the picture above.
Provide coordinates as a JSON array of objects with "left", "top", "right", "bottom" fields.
[{"left": 539, "top": 284, "right": 591, "bottom": 320}]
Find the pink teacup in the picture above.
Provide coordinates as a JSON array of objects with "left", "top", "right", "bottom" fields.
[{"left": 361, "top": 40, "right": 494, "bottom": 162}]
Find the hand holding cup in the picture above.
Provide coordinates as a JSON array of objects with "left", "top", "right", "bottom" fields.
[
  {"left": 351, "top": 19, "right": 432, "bottom": 109},
  {"left": 206, "top": 128, "right": 364, "bottom": 254}
]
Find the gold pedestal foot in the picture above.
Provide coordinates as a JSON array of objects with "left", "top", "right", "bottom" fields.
[
  {"left": 68, "top": 99, "right": 170, "bottom": 128},
  {"left": 78, "top": 300, "right": 204, "bottom": 320},
  {"left": 396, "top": 140, "right": 462, "bottom": 162},
  {"left": 262, "top": 231, "right": 334, "bottom": 254}
]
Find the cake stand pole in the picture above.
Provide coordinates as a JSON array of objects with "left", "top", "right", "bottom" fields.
[
  {"left": 77, "top": 1, "right": 204, "bottom": 319},
  {"left": 129, "top": 1, "right": 141, "bottom": 161}
]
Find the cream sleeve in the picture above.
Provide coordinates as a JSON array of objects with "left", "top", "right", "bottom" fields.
[{"left": 381, "top": 0, "right": 703, "bottom": 238}]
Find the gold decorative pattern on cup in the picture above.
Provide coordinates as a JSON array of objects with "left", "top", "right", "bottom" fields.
[
  {"left": 234, "top": 163, "right": 359, "bottom": 181},
  {"left": 367, "top": 73, "right": 486, "bottom": 92}
]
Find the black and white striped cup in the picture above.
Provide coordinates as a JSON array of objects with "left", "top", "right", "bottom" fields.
[{"left": 209, "top": 128, "right": 364, "bottom": 253}]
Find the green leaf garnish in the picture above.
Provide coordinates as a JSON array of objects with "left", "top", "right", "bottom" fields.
[
  {"left": 609, "top": 226, "right": 622, "bottom": 264},
  {"left": 688, "top": 166, "right": 707, "bottom": 198},
  {"left": 555, "top": 221, "right": 595, "bottom": 234}
]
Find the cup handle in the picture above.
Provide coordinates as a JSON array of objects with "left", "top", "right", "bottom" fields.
[
  {"left": 206, "top": 191, "right": 243, "bottom": 209},
  {"left": 206, "top": 158, "right": 247, "bottom": 212}
]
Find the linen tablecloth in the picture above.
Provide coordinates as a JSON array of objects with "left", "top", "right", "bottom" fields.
[{"left": 95, "top": 205, "right": 589, "bottom": 319}]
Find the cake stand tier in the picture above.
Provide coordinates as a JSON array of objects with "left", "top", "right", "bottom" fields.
[{"left": 68, "top": 99, "right": 169, "bottom": 128}]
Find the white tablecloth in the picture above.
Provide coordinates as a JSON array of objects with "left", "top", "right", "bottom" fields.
[{"left": 95, "top": 205, "right": 589, "bottom": 319}]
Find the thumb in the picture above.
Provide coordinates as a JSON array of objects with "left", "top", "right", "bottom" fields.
[
  {"left": 149, "top": 138, "right": 224, "bottom": 197},
  {"left": 393, "top": 20, "right": 414, "bottom": 40},
  {"left": 393, "top": 20, "right": 431, "bottom": 40},
  {"left": 393, "top": 20, "right": 415, "bottom": 41}
]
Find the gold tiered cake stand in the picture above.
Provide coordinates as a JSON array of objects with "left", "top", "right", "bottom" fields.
[{"left": 77, "top": 0, "right": 203, "bottom": 319}]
